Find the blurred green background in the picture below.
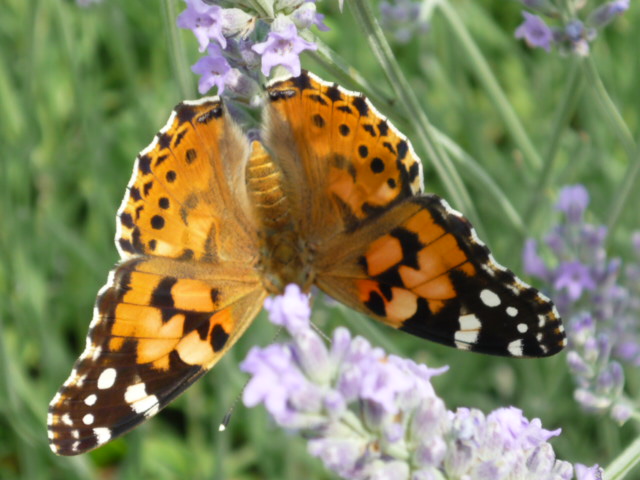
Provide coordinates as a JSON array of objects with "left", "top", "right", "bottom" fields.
[{"left": 1, "top": 0, "right": 639, "bottom": 478}]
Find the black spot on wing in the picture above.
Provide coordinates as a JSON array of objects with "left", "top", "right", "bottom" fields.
[
  {"left": 326, "top": 85, "right": 342, "bottom": 102},
  {"left": 377, "top": 120, "right": 389, "bottom": 136},
  {"left": 185, "top": 148, "right": 197, "bottom": 164},
  {"left": 364, "top": 290, "right": 386, "bottom": 316},
  {"left": 157, "top": 133, "right": 171, "bottom": 150},
  {"left": 138, "top": 155, "right": 152, "bottom": 174},
  {"left": 363, "top": 124, "right": 376, "bottom": 137},
  {"left": 352, "top": 96, "right": 369, "bottom": 117},
  {"left": 174, "top": 130, "right": 187, "bottom": 148},
  {"left": 120, "top": 212, "right": 134, "bottom": 229},
  {"left": 338, "top": 105, "right": 353, "bottom": 114},
  {"left": 151, "top": 277, "right": 177, "bottom": 309},
  {"left": 309, "top": 94, "right": 328, "bottom": 106},
  {"left": 177, "top": 103, "right": 197, "bottom": 124},
  {"left": 211, "top": 324, "right": 229, "bottom": 352},
  {"left": 389, "top": 227, "right": 422, "bottom": 270},
  {"left": 129, "top": 186, "right": 141, "bottom": 201},
  {"left": 313, "top": 114, "right": 325, "bottom": 128},
  {"left": 151, "top": 215, "right": 165, "bottom": 229}
]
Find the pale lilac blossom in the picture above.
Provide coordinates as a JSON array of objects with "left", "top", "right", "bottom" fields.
[
  {"left": 524, "top": 185, "right": 639, "bottom": 423},
  {"left": 241, "top": 285, "right": 600, "bottom": 479},
  {"left": 177, "top": 0, "right": 227, "bottom": 51},
  {"left": 252, "top": 24, "right": 318, "bottom": 77},
  {"left": 515, "top": 12, "right": 553, "bottom": 51}
]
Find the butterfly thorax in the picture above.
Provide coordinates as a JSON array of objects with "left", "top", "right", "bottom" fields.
[{"left": 247, "top": 141, "right": 314, "bottom": 294}]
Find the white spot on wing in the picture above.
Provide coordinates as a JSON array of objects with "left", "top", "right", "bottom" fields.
[
  {"left": 94, "top": 427, "right": 112, "bottom": 445},
  {"left": 508, "top": 339, "right": 524, "bottom": 356},
  {"left": 454, "top": 313, "right": 481, "bottom": 345},
  {"left": 97, "top": 368, "right": 117, "bottom": 390},
  {"left": 84, "top": 394, "right": 97, "bottom": 406},
  {"left": 61, "top": 413, "right": 73, "bottom": 426},
  {"left": 125, "top": 382, "right": 160, "bottom": 415},
  {"left": 480, "top": 289, "right": 501, "bottom": 307},
  {"left": 82, "top": 414, "right": 94, "bottom": 425},
  {"left": 506, "top": 306, "right": 518, "bottom": 317},
  {"left": 517, "top": 323, "right": 528, "bottom": 333}
]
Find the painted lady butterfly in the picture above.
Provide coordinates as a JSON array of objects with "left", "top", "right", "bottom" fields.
[{"left": 48, "top": 71, "right": 566, "bottom": 455}]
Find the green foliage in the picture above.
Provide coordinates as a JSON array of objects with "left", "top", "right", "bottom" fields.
[{"left": 1, "top": 0, "right": 638, "bottom": 478}]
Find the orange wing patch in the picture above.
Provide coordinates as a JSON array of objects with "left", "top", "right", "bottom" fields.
[
  {"left": 317, "top": 194, "right": 565, "bottom": 357},
  {"left": 48, "top": 257, "right": 266, "bottom": 455},
  {"left": 266, "top": 71, "right": 424, "bottom": 226},
  {"left": 116, "top": 98, "right": 255, "bottom": 263}
]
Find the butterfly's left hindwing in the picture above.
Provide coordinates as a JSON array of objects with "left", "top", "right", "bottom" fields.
[
  {"left": 317, "top": 195, "right": 566, "bottom": 357},
  {"left": 48, "top": 258, "right": 266, "bottom": 455}
]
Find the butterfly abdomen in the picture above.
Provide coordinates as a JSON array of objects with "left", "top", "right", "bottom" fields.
[{"left": 246, "top": 141, "right": 313, "bottom": 293}]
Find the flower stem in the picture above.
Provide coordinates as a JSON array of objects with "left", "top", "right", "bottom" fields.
[
  {"left": 605, "top": 435, "right": 640, "bottom": 480},
  {"left": 161, "top": 0, "right": 195, "bottom": 99},
  {"left": 580, "top": 57, "right": 638, "bottom": 238},
  {"left": 437, "top": 0, "right": 543, "bottom": 172},
  {"left": 523, "top": 59, "right": 583, "bottom": 232}
]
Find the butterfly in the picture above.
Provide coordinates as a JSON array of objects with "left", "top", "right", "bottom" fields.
[{"left": 48, "top": 70, "right": 566, "bottom": 455}]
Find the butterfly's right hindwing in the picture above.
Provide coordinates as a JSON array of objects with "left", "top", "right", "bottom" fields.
[{"left": 48, "top": 257, "right": 266, "bottom": 455}]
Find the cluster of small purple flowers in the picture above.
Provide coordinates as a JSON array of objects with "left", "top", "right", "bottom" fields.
[
  {"left": 514, "top": 0, "right": 629, "bottom": 55},
  {"left": 176, "top": 0, "right": 334, "bottom": 100},
  {"left": 241, "top": 284, "right": 602, "bottom": 479},
  {"left": 524, "top": 185, "right": 639, "bottom": 423},
  {"left": 379, "top": 0, "right": 430, "bottom": 44}
]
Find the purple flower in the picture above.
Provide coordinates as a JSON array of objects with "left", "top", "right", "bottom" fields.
[
  {"left": 252, "top": 24, "right": 317, "bottom": 77},
  {"left": 553, "top": 261, "right": 596, "bottom": 301},
  {"left": 291, "top": 2, "right": 330, "bottom": 31},
  {"left": 588, "top": 0, "right": 630, "bottom": 28},
  {"left": 191, "top": 44, "right": 233, "bottom": 94},
  {"left": 523, "top": 238, "right": 550, "bottom": 279},
  {"left": 515, "top": 12, "right": 553, "bottom": 51},
  {"left": 241, "top": 286, "right": 591, "bottom": 479},
  {"left": 574, "top": 463, "right": 604, "bottom": 480},
  {"left": 556, "top": 184, "right": 589, "bottom": 222},
  {"left": 263, "top": 283, "right": 311, "bottom": 333},
  {"left": 177, "top": 0, "right": 227, "bottom": 51}
]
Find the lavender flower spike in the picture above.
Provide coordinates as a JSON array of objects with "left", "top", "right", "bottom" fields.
[
  {"left": 515, "top": 12, "right": 553, "bottom": 51},
  {"left": 252, "top": 23, "right": 317, "bottom": 77},
  {"left": 177, "top": 0, "right": 227, "bottom": 51},
  {"left": 241, "top": 286, "right": 595, "bottom": 479}
]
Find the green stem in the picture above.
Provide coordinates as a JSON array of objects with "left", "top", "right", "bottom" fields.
[
  {"left": 162, "top": 0, "right": 195, "bottom": 100},
  {"left": 523, "top": 60, "right": 583, "bottom": 230},
  {"left": 606, "top": 435, "right": 640, "bottom": 480},
  {"left": 437, "top": 0, "right": 543, "bottom": 172},
  {"left": 607, "top": 150, "right": 640, "bottom": 236},
  {"left": 581, "top": 57, "right": 636, "bottom": 160},
  {"left": 349, "top": 0, "right": 483, "bottom": 233},
  {"left": 580, "top": 57, "right": 638, "bottom": 237}
]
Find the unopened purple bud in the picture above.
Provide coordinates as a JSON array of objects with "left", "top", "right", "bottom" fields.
[
  {"left": 567, "top": 351, "right": 593, "bottom": 376},
  {"left": 565, "top": 20, "right": 585, "bottom": 41},
  {"left": 574, "top": 463, "right": 604, "bottom": 480},
  {"left": 515, "top": 12, "right": 554, "bottom": 51},
  {"left": 523, "top": 239, "right": 549, "bottom": 279},
  {"left": 611, "top": 403, "right": 633, "bottom": 424},
  {"left": 556, "top": 184, "right": 589, "bottom": 222},
  {"left": 588, "top": 0, "right": 630, "bottom": 28},
  {"left": 574, "top": 388, "right": 611, "bottom": 411}
]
